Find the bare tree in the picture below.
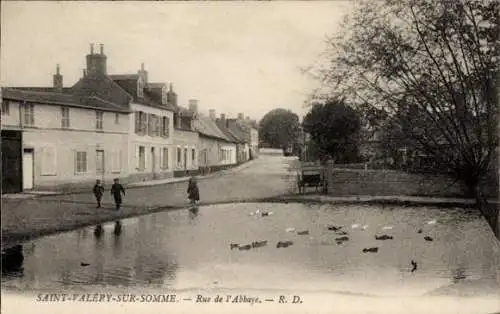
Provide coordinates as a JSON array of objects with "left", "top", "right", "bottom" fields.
[{"left": 312, "top": 0, "right": 499, "bottom": 238}]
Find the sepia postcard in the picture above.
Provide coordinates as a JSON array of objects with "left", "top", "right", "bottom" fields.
[{"left": 1, "top": 1, "right": 499, "bottom": 314}]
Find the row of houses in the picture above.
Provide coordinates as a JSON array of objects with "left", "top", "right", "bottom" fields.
[{"left": 1, "top": 44, "right": 259, "bottom": 194}]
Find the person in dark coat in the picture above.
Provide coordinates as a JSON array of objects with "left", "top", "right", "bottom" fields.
[
  {"left": 92, "top": 179, "right": 105, "bottom": 208},
  {"left": 110, "top": 178, "right": 125, "bottom": 210},
  {"left": 187, "top": 176, "right": 200, "bottom": 205}
]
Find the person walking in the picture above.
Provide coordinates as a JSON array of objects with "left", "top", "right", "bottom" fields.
[
  {"left": 187, "top": 176, "right": 200, "bottom": 205},
  {"left": 110, "top": 178, "right": 125, "bottom": 210},
  {"left": 92, "top": 179, "right": 105, "bottom": 208}
]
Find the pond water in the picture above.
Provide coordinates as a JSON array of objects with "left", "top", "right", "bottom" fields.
[{"left": 2, "top": 202, "right": 499, "bottom": 313}]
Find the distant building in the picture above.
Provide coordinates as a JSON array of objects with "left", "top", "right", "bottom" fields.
[
  {"left": 214, "top": 111, "right": 249, "bottom": 164},
  {"left": 226, "top": 113, "right": 259, "bottom": 159},
  {"left": 172, "top": 98, "right": 200, "bottom": 177},
  {"left": 196, "top": 111, "right": 238, "bottom": 173}
]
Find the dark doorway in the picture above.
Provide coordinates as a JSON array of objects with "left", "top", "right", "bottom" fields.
[{"left": 1, "top": 130, "right": 23, "bottom": 194}]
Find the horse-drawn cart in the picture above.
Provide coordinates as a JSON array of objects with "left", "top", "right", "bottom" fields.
[{"left": 297, "top": 161, "right": 327, "bottom": 194}]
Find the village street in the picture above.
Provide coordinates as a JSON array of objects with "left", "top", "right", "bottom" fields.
[{"left": 1, "top": 153, "right": 300, "bottom": 246}]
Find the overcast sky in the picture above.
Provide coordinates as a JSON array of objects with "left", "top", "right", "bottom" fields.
[{"left": 1, "top": 1, "right": 351, "bottom": 121}]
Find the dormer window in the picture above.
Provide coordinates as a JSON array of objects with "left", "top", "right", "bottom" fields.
[
  {"left": 137, "top": 77, "right": 144, "bottom": 98},
  {"left": 162, "top": 86, "right": 167, "bottom": 105}
]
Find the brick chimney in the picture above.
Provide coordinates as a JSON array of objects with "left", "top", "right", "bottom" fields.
[
  {"left": 209, "top": 109, "right": 216, "bottom": 120},
  {"left": 220, "top": 113, "right": 226, "bottom": 121},
  {"left": 53, "top": 64, "right": 63, "bottom": 92},
  {"left": 86, "top": 43, "right": 107, "bottom": 75},
  {"left": 137, "top": 62, "right": 148, "bottom": 84},
  {"left": 167, "top": 83, "right": 178, "bottom": 107},
  {"left": 188, "top": 99, "right": 198, "bottom": 113},
  {"left": 238, "top": 113, "right": 244, "bottom": 120}
]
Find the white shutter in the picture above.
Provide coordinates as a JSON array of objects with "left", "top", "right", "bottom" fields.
[
  {"left": 159, "top": 147, "right": 164, "bottom": 169},
  {"left": 41, "top": 146, "right": 56, "bottom": 175},
  {"left": 144, "top": 145, "right": 149, "bottom": 170},
  {"left": 111, "top": 149, "right": 121, "bottom": 173},
  {"left": 135, "top": 145, "right": 140, "bottom": 169}
]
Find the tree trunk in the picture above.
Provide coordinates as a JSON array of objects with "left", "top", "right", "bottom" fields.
[{"left": 473, "top": 184, "right": 500, "bottom": 241}]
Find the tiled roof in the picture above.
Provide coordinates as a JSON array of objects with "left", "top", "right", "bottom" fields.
[
  {"left": 110, "top": 76, "right": 175, "bottom": 112},
  {"left": 10, "top": 87, "right": 73, "bottom": 93},
  {"left": 216, "top": 119, "right": 246, "bottom": 143},
  {"left": 3, "top": 87, "right": 76, "bottom": 105},
  {"left": 71, "top": 71, "right": 132, "bottom": 108},
  {"left": 109, "top": 74, "right": 140, "bottom": 81},
  {"left": 147, "top": 82, "right": 166, "bottom": 89},
  {"left": 196, "top": 114, "right": 235, "bottom": 143},
  {"left": 81, "top": 96, "right": 131, "bottom": 113},
  {"left": 226, "top": 119, "right": 253, "bottom": 140},
  {"left": 1, "top": 87, "right": 130, "bottom": 113}
]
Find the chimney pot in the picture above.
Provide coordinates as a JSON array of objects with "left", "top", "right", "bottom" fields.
[
  {"left": 53, "top": 64, "right": 63, "bottom": 91},
  {"left": 90, "top": 43, "right": 94, "bottom": 54},
  {"left": 141, "top": 62, "right": 145, "bottom": 70},
  {"left": 238, "top": 113, "right": 244, "bottom": 120},
  {"left": 188, "top": 99, "right": 198, "bottom": 113},
  {"left": 100, "top": 44, "right": 104, "bottom": 55},
  {"left": 209, "top": 109, "right": 216, "bottom": 120},
  {"left": 220, "top": 113, "right": 226, "bottom": 120}
]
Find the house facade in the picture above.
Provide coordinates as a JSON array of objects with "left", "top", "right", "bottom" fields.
[
  {"left": 196, "top": 110, "right": 237, "bottom": 173},
  {"left": 214, "top": 111, "right": 249, "bottom": 164},
  {"left": 171, "top": 98, "right": 200, "bottom": 177},
  {"left": 1, "top": 85, "right": 130, "bottom": 193},
  {"left": 226, "top": 113, "right": 259, "bottom": 160},
  {"left": 1, "top": 43, "right": 257, "bottom": 193},
  {"left": 71, "top": 46, "right": 179, "bottom": 183},
  {"left": 110, "top": 64, "right": 176, "bottom": 181}
]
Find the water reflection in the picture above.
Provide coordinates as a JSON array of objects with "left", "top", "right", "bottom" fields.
[
  {"left": 189, "top": 206, "right": 199, "bottom": 221},
  {"left": 452, "top": 267, "right": 467, "bottom": 283},
  {"left": 94, "top": 224, "right": 104, "bottom": 239},
  {"left": 1, "top": 245, "right": 24, "bottom": 277},
  {"left": 113, "top": 221, "right": 122, "bottom": 236},
  {"left": 1, "top": 203, "right": 499, "bottom": 297}
]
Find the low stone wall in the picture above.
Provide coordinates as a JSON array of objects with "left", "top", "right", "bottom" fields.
[{"left": 326, "top": 168, "right": 498, "bottom": 198}]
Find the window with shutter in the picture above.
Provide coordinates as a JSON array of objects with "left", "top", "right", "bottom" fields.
[
  {"left": 138, "top": 146, "right": 146, "bottom": 170},
  {"left": 23, "top": 102, "right": 35, "bottom": 126},
  {"left": 147, "top": 114, "right": 151, "bottom": 136},
  {"left": 1, "top": 100, "right": 9, "bottom": 115},
  {"left": 167, "top": 117, "right": 170, "bottom": 137},
  {"left": 135, "top": 145, "right": 140, "bottom": 169},
  {"left": 177, "top": 147, "right": 182, "bottom": 165},
  {"left": 135, "top": 112, "right": 141, "bottom": 134},
  {"left": 162, "top": 147, "right": 169, "bottom": 169},
  {"left": 75, "top": 151, "right": 87, "bottom": 174},
  {"left": 111, "top": 149, "right": 121, "bottom": 173},
  {"left": 61, "top": 107, "right": 70, "bottom": 128},
  {"left": 154, "top": 115, "right": 160, "bottom": 137},
  {"left": 41, "top": 146, "right": 57, "bottom": 175},
  {"left": 141, "top": 112, "right": 147, "bottom": 135}
]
